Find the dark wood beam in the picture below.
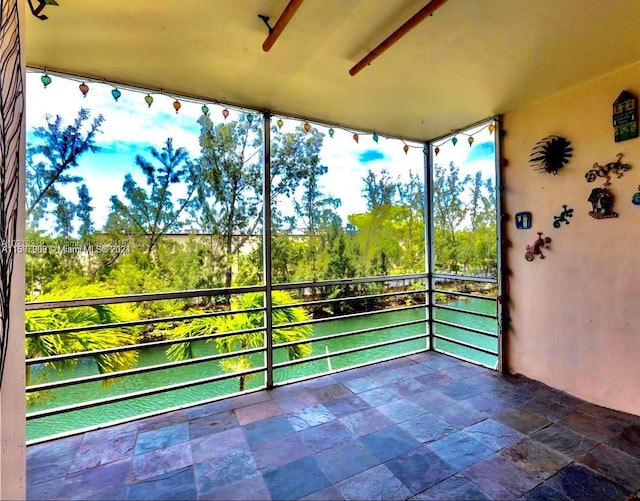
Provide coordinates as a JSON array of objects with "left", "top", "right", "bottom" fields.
[
  {"left": 349, "top": 0, "right": 448, "bottom": 76},
  {"left": 263, "top": 0, "right": 305, "bottom": 52}
]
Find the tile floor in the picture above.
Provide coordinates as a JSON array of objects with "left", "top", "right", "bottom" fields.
[{"left": 27, "top": 351, "right": 640, "bottom": 500}]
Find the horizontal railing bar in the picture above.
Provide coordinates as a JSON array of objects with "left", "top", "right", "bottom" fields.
[
  {"left": 26, "top": 389, "right": 252, "bottom": 446},
  {"left": 26, "top": 366, "right": 266, "bottom": 420},
  {"left": 274, "top": 318, "right": 427, "bottom": 349},
  {"left": 433, "top": 349, "right": 496, "bottom": 369},
  {"left": 271, "top": 303, "right": 427, "bottom": 331},
  {"left": 272, "top": 273, "right": 428, "bottom": 291},
  {"left": 432, "top": 289, "right": 496, "bottom": 301},
  {"left": 433, "top": 334, "right": 498, "bottom": 356},
  {"left": 274, "top": 333, "right": 428, "bottom": 369},
  {"left": 28, "top": 347, "right": 434, "bottom": 444},
  {"left": 25, "top": 285, "right": 267, "bottom": 311},
  {"left": 27, "top": 345, "right": 266, "bottom": 393},
  {"left": 25, "top": 306, "right": 266, "bottom": 338},
  {"left": 272, "top": 288, "right": 428, "bottom": 311},
  {"left": 433, "top": 319, "right": 498, "bottom": 339},
  {"left": 434, "top": 304, "right": 496, "bottom": 320},
  {"left": 26, "top": 326, "right": 266, "bottom": 366},
  {"left": 432, "top": 273, "right": 497, "bottom": 284},
  {"left": 273, "top": 346, "right": 429, "bottom": 385}
]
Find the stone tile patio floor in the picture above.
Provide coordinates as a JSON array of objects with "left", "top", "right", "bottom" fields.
[{"left": 27, "top": 351, "right": 640, "bottom": 500}]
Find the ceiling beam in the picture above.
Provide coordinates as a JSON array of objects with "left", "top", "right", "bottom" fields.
[
  {"left": 349, "top": 0, "right": 448, "bottom": 76},
  {"left": 262, "top": 0, "right": 305, "bottom": 52}
]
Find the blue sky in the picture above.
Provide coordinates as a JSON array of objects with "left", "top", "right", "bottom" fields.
[{"left": 26, "top": 71, "right": 495, "bottom": 233}]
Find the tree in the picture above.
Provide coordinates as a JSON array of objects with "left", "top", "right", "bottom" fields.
[
  {"left": 190, "top": 120, "right": 328, "bottom": 288},
  {"left": 362, "top": 169, "right": 397, "bottom": 210},
  {"left": 396, "top": 170, "right": 426, "bottom": 273},
  {"left": 51, "top": 197, "right": 75, "bottom": 240},
  {"left": 289, "top": 129, "right": 340, "bottom": 280},
  {"left": 432, "top": 161, "right": 470, "bottom": 272},
  {"left": 108, "top": 138, "right": 194, "bottom": 254},
  {"left": 189, "top": 117, "right": 262, "bottom": 288},
  {"left": 166, "top": 291, "right": 312, "bottom": 391},
  {"left": 26, "top": 108, "right": 104, "bottom": 226},
  {"left": 25, "top": 284, "right": 140, "bottom": 405},
  {"left": 76, "top": 184, "right": 94, "bottom": 241}
]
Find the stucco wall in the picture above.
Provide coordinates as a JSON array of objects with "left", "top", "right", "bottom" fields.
[
  {"left": 503, "top": 61, "right": 640, "bottom": 415},
  {"left": 0, "top": 0, "right": 26, "bottom": 498}
]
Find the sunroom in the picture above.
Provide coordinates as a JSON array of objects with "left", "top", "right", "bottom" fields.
[{"left": 1, "top": 0, "right": 640, "bottom": 499}]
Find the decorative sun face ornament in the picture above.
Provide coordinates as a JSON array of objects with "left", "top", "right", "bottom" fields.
[{"left": 529, "top": 135, "right": 573, "bottom": 175}]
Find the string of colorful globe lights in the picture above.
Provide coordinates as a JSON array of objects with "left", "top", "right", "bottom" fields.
[{"left": 36, "top": 69, "right": 495, "bottom": 156}]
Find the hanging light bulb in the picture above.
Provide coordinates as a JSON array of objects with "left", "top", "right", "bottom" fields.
[
  {"left": 222, "top": 108, "right": 229, "bottom": 119},
  {"left": 144, "top": 94, "right": 154, "bottom": 108},
  {"left": 468, "top": 136, "right": 474, "bottom": 147},
  {"left": 373, "top": 133, "right": 379, "bottom": 143},
  {"left": 246, "top": 114, "right": 254, "bottom": 123},
  {"left": 353, "top": 133, "right": 359, "bottom": 143},
  {"left": 111, "top": 88, "right": 122, "bottom": 102},
  {"left": 41, "top": 73, "right": 52, "bottom": 88},
  {"left": 403, "top": 145, "right": 409, "bottom": 154},
  {"left": 488, "top": 123, "right": 495, "bottom": 134},
  {"left": 201, "top": 104, "right": 209, "bottom": 116},
  {"left": 303, "top": 122, "right": 311, "bottom": 133},
  {"left": 276, "top": 119, "right": 284, "bottom": 129},
  {"left": 173, "top": 100, "right": 182, "bottom": 114},
  {"left": 79, "top": 82, "right": 89, "bottom": 97},
  {"left": 328, "top": 128, "right": 335, "bottom": 138},
  {"left": 452, "top": 136, "right": 458, "bottom": 146},
  {"left": 434, "top": 147, "right": 440, "bottom": 156}
]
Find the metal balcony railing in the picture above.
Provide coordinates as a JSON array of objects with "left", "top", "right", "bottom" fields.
[{"left": 25, "top": 273, "right": 497, "bottom": 442}]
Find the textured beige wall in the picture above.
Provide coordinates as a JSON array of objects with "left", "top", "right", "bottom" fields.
[
  {"left": 0, "top": 0, "right": 26, "bottom": 498},
  {"left": 503, "top": 61, "right": 640, "bottom": 415}
]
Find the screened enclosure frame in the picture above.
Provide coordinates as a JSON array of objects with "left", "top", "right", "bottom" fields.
[{"left": 24, "top": 98, "right": 504, "bottom": 442}]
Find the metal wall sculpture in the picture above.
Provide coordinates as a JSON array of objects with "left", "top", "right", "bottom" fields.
[
  {"left": 587, "top": 188, "right": 617, "bottom": 219},
  {"left": 0, "top": 0, "right": 23, "bottom": 387},
  {"left": 553, "top": 205, "right": 574, "bottom": 227},
  {"left": 529, "top": 135, "right": 573, "bottom": 175},
  {"left": 525, "top": 232, "right": 551, "bottom": 261},
  {"left": 585, "top": 153, "right": 631, "bottom": 220}
]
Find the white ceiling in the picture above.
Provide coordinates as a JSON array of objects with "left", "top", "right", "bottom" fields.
[{"left": 25, "top": 0, "right": 640, "bottom": 141}]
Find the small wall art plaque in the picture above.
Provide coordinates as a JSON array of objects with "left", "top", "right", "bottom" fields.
[
  {"left": 613, "top": 90, "right": 638, "bottom": 142},
  {"left": 515, "top": 211, "right": 532, "bottom": 229}
]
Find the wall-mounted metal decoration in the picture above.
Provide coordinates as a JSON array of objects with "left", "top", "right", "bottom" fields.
[
  {"left": 585, "top": 153, "right": 631, "bottom": 219},
  {"left": 585, "top": 153, "right": 631, "bottom": 184},
  {"left": 27, "top": 0, "right": 58, "bottom": 21},
  {"left": 553, "top": 205, "right": 574, "bottom": 228},
  {"left": 515, "top": 211, "right": 532, "bottom": 229},
  {"left": 613, "top": 90, "right": 638, "bottom": 143},
  {"left": 632, "top": 186, "right": 640, "bottom": 206},
  {"left": 529, "top": 135, "right": 572, "bottom": 175},
  {"left": 587, "top": 187, "right": 617, "bottom": 219},
  {"left": 525, "top": 232, "right": 551, "bottom": 261}
]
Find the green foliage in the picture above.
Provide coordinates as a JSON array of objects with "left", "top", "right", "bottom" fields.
[
  {"left": 433, "top": 162, "right": 496, "bottom": 277},
  {"left": 349, "top": 169, "right": 425, "bottom": 276},
  {"left": 108, "top": 138, "right": 194, "bottom": 254},
  {"left": 76, "top": 184, "right": 94, "bottom": 240},
  {"left": 25, "top": 284, "right": 140, "bottom": 404},
  {"left": 189, "top": 117, "right": 262, "bottom": 288},
  {"left": 26, "top": 108, "right": 104, "bottom": 229},
  {"left": 166, "top": 291, "right": 312, "bottom": 390}
]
